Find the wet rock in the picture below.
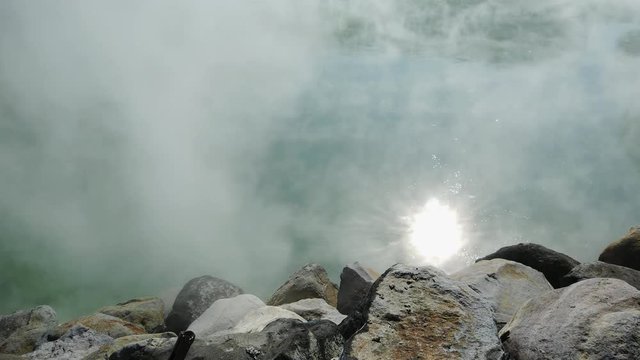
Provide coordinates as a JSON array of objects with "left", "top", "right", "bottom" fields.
[
  {"left": 500, "top": 278, "right": 640, "bottom": 359},
  {"left": 267, "top": 264, "right": 339, "bottom": 307},
  {"left": 477, "top": 243, "right": 579, "bottom": 288},
  {"left": 280, "top": 298, "right": 347, "bottom": 325},
  {"left": 598, "top": 227, "right": 640, "bottom": 271},
  {"left": 231, "top": 306, "right": 305, "bottom": 334},
  {"left": 83, "top": 332, "right": 175, "bottom": 360},
  {"left": 52, "top": 313, "right": 145, "bottom": 340},
  {"left": 343, "top": 264, "right": 503, "bottom": 360},
  {"left": 188, "top": 294, "right": 265, "bottom": 337},
  {"left": 166, "top": 275, "right": 243, "bottom": 333},
  {"left": 0, "top": 306, "right": 57, "bottom": 355},
  {"left": 337, "top": 262, "right": 378, "bottom": 315},
  {"left": 452, "top": 259, "right": 552, "bottom": 328},
  {"left": 561, "top": 261, "right": 640, "bottom": 290},
  {"left": 26, "top": 325, "right": 113, "bottom": 360},
  {"left": 98, "top": 297, "right": 165, "bottom": 333}
]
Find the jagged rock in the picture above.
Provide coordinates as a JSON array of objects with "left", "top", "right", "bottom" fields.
[
  {"left": 98, "top": 297, "right": 165, "bottom": 333},
  {"left": 561, "top": 261, "right": 640, "bottom": 290},
  {"left": 452, "top": 259, "right": 552, "bottom": 328},
  {"left": 267, "top": 264, "right": 338, "bottom": 307},
  {"left": 231, "top": 306, "right": 305, "bottom": 334},
  {"left": 52, "top": 313, "right": 145, "bottom": 340},
  {"left": 500, "top": 278, "right": 640, "bottom": 359},
  {"left": 166, "top": 275, "right": 243, "bottom": 333},
  {"left": 337, "top": 262, "right": 378, "bottom": 315},
  {"left": 343, "top": 264, "right": 503, "bottom": 360},
  {"left": 83, "top": 332, "right": 175, "bottom": 360},
  {"left": 108, "top": 319, "right": 342, "bottom": 360},
  {"left": 188, "top": 294, "right": 265, "bottom": 337},
  {"left": 280, "top": 298, "right": 347, "bottom": 325},
  {"left": 26, "top": 325, "right": 113, "bottom": 360},
  {"left": 477, "top": 243, "right": 579, "bottom": 288},
  {"left": 0, "top": 306, "right": 57, "bottom": 355},
  {"left": 598, "top": 227, "right": 640, "bottom": 271}
]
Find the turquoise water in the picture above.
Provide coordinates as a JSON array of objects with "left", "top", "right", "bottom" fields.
[{"left": 1, "top": 0, "right": 639, "bottom": 320}]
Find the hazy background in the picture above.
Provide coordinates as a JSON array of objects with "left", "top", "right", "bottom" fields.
[{"left": 1, "top": 0, "right": 639, "bottom": 320}]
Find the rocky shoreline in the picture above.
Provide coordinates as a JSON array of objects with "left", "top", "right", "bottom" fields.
[{"left": 2, "top": 227, "right": 640, "bottom": 359}]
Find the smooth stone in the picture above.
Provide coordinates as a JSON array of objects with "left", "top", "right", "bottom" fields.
[
  {"left": 280, "top": 298, "right": 346, "bottom": 325},
  {"left": 188, "top": 294, "right": 265, "bottom": 337},
  {"left": 598, "top": 227, "right": 640, "bottom": 271},
  {"left": 267, "top": 264, "right": 339, "bottom": 307},
  {"left": 337, "top": 262, "right": 378, "bottom": 315},
  {"left": 165, "top": 275, "right": 243, "bottom": 333},
  {"left": 230, "top": 306, "right": 305, "bottom": 334},
  {"left": 452, "top": 259, "right": 552, "bottom": 328},
  {"left": 98, "top": 297, "right": 165, "bottom": 333},
  {"left": 477, "top": 242, "right": 579, "bottom": 288},
  {"left": 500, "top": 278, "right": 640, "bottom": 359},
  {"left": 561, "top": 261, "right": 640, "bottom": 289}
]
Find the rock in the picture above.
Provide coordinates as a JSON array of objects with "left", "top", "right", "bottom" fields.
[
  {"left": 268, "top": 264, "right": 339, "bottom": 307},
  {"left": 83, "top": 332, "right": 175, "bottom": 360},
  {"left": 598, "top": 227, "right": 640, "bottom": 271},
  {"left": 231, "top": 306, "right": 305, "bottom": 334},
  {"left": 108, "top": 319, "right": 342, "bottom": 360},
  {"left": 0, "top": 306, "right": 57, "bottom": 355},
  {"left": 98, "top": 297, "right": 165, "bottom": 333},
  {"left": 188, "top": 294, "right": 265, "bottom": 337},
  {"left": 452, "top": 259, "right": 552, "bottom": 328},
  {"left": 477, "top": 243, "right": 579, "bottom": 288},
  {"left": 26, "top": 325, "right": 113, "bottom": 360},
  {"left": 337, "top": 262, "right": 378, "bottom": 315},
  {"left": 500, "top": 278, "right": 640, "bottom": 359},
  {"left": 52, "top": 313, "right": 146, "bottom": 340},
  {"left": 165, "top": 275, "right": 243, "bottom": 333},
  {"left": 343, "top": 264, "right": 503, "bottom": 360},
  {"left": 280, "top": 298, "right": 346, "bottom": 325},
  {"left": 561, "top": 261, "right": 640, "bottom": 290},
  {"left": 158, "top": 287, "right": 181, "bottom": 319}
]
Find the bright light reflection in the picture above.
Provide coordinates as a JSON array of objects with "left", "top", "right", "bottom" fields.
[{"left": 405, "top": 198, "right": 465, "bottom": 266}]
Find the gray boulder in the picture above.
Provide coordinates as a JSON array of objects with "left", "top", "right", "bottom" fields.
[
  {"left": 452, "top": 259, "right": 552, "bottom": 328},
  {"left": 561, "top": 261, "right": 640, "bottom": 290},
  {"left": 598, "top": 227, "right": 640, "bottom": 271},
  {"left": 343, "top": 264, "right": 503, "bottom": 360},
  {"left": 280, "top": 298, "right": 347, "bottom": 325},
  {"left": 26, "top": 325, "right": 113, "bottom": 360},
  {"left": 98, "top": 297, "right": 165, "bottom": 333},
  {"left": 0, "top": 306, "right": 57, "bottom": 355},
  {"left": 165, "top": 275, "right": 243, "bottom": 333},
  {"left": 268, "top": 264, "right": 339, "bottom": 307},
  {"left": 188, "top": 294, "right": 265, "bottom": 337},
  {"left": 477, "top": 243, "right": 579, "bottom": 288},
  {"left": 337, "top": 262, "right": 378, "bottom": 315},
  {"left": 500, "top": 278, "right": 640, "bottom": 359}
]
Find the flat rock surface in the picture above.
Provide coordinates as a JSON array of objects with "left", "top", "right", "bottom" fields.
[
  {"left": 231, "top": 306, "right": 305, "bottom": 334},
  {"left": 500, "top": 278, "right": 640, "bottom": 359},
  {"left": 268, "top": 264, "right": 339, "bottom": 307},
  {"left": 280, "top": 298, "right": 347, "bottom": 325},
  {"left": 188, "top": 294, "right": 265, "bottom": 337},
  {"left": 452, "top": 259, "right": 552, "bottom": 328},
  {"left": 343, "top": 264, "right": 503, "bottom": 360},
  {"left": 599, "top": 227, "right": 640, "bottom": 271},
  {"left": 477, "top": 243, "right": 579, "bottom": 288},
  {"left": 337, "top": 262, "right": 378, "bottom": 315},
  {"left": 561, "top": 261, "right": 640, "bottom": 289},
  {"left": 166, "top": 275, "right": 243, "bottom": 333},
  {"left": 98, "top": 297, "right": 165, "bottom": 333},
  {"left": 53, "top": 313, "right": 146, "bottom": 339}
]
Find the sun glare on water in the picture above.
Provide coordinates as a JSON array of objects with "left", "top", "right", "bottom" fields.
[{"left": 405, "top": 198, "right": 466, "bottom": 266}]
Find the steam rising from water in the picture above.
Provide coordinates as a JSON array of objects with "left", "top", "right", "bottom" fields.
[{"left": 1, "top": 0, "right": 640, "bottom": 318}]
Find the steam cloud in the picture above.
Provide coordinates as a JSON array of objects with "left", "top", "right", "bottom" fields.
[{"left": 1, "top": 0, "right": 639, "bottom": 319}]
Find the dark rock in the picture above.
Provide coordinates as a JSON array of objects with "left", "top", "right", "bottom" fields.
[
  {"left": 98, "top": 297, "right": 165, "bottom": 333},
  {"left": 84, "top": 332, "right": 175, "bottom": 360},
  {"left": 500, "top": 278, "right": 640, "bottom": 359},
  {"left": 267, "top": 264, "right": 339, "bottom": 307},
  {"left": 337, "top": 262, "right": 378, "bottom": 315},
  {"left": 0, "top": 306, "right": 57, "bottom": 355},
  {"left": 561, "top": 261, "right": 640, "bottom": 289},
  {"left": 343, "top": 264, "right": 503, "bottom": 360},
  {"left": 165, "top": 275, "right": 243, "bottom": 333},
  {"left": 598, "top": 227, "right": 640, "bottom": 271},
  {"left": 477, "top": 243, "right": 579, "bottom": 288},
  {"left": 452, "top": 259, "right": 552, "bottom": 329}
]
